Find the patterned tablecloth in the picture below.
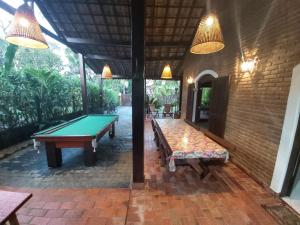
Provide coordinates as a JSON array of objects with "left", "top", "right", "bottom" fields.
[{"left": 156, "top": 119, "right": 229, "bottom": 171}]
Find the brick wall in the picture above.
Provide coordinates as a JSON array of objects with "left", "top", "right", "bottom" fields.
[{"left": 181, "top": 0, "right": 300, "bottom": 186}]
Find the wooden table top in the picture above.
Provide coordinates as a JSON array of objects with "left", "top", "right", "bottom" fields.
[
  {"left": 156, "top": 119, "right": 229, "bottom": 159},
  {"left": 0, "top": 190, "right": 32, "bottom": 223}
]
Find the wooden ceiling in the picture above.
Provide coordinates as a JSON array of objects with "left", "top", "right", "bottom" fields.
[{"left": 36, "top": 0, "right": 205, "bottom": 79}]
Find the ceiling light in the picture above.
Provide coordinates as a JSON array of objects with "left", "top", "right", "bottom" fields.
[
  {"left": 5, "top": 2, "right": 48, "bottom": 49},
  {"left": 102, "top": 64, "right": 112, "bottom": 79},
  {"left": 161, "top": 64, "right": 172, "bottom": 79},
  {"left": 190, "top": 13, "right": 224, "bottom": 54}
]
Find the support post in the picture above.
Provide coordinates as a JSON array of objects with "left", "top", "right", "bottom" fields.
[
  {"left": 98, "top": 75, "right": 104, "bottom": 114},
  {"left": 78, "top": 53, "right": 88, "bottom": 114},
  {"left": 179, "top": 74, "right": 183, "bottom": 112},
  {"left": 132, "top": 0, "right": 145, "bottom": 183}
]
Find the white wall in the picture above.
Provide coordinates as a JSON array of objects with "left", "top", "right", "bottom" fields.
[{"left": 271, "top": 64, "right": 300, "bottom": 193}]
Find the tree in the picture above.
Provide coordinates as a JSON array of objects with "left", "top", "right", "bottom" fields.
[
  {"left": 14, "top": 46, "right": 63, "bottom": 72},
  {"left": 4, "top": 43, "right": 18, "bottom": 72}
]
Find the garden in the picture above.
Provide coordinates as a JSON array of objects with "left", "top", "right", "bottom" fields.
[{"left": 0, "top": 39, "right": 131, "bottom": 149}]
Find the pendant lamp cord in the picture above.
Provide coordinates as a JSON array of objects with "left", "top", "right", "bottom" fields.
[{"left": 206, "top": 0, "right": 211, "bottom": 14}]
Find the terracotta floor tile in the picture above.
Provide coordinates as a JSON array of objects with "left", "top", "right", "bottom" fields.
[
  {"left": 28, "top": 208, "right": 48, "bottom": 217},
  {"left": 45, "top": 209, "right": 66, "bottom": 218},
  {"left": 43, "top": 201, "right": 62, "bottom": 210},
  {"left": 1, "top": 121, "right": 282, "bottom": 225},
  {"left": 63, "top": 209, "right": 85, "bottom": 218},
  {"left": 29, "top": 216, "right": 50, "bottom": 225}
]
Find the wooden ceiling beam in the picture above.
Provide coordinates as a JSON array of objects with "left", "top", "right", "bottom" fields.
[
  {"left": 85, "top": 54, "right": 184, "bottom": 61},
  {"left": 66, "top": 37, "right": 189, "bottom": 48}
]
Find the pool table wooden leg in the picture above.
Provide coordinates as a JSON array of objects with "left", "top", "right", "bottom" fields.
[
  {"left": 84, "top": 142, "right": 97, "bottom": 166},
  {"left": 109, "top": 122, "right": 115, "bottom": 138},
  {"left": 45, "top": 142, "right": 62, "bottom": 168}
]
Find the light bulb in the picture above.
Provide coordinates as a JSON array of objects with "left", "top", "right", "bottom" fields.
[
  {"left": 187, "top": 76, "right": 194, "bottom": 84},
  {"left": 205, "top": 16, "right": 214, "bottom": 26},
  {"left": 19, "top": 17, "right": 29, "bottom": 27}
]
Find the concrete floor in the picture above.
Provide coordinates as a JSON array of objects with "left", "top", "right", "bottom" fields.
[{"left": 0, "top": 107, "right": 132, "bottom": 188}]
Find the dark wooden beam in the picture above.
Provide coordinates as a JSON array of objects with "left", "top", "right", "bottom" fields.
[
  {"left": 179, "top": 74, "right": 183, "bottom": 112},
  {"left": 66, "top": 37, "right": 189, "bottom": 48},
  {"left": 86, "top": 54, "right": 184, "bottom": 62},
  {"left": 132, "top": 0, "right": 145, "bottom": 183},
  {"left": 78, "top": 53, "right": 88, "bottom": 115},
  {"left": 85, "top": 54, "right": 129, "bottom": 61}
]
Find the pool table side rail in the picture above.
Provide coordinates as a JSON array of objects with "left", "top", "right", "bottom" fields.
[{"left": 32, "top": 115, "right": 87, "bottom": 136}]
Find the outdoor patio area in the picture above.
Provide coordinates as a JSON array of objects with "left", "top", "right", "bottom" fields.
[
  {"left": 0, "top": 107, "right": 132, "bottom": 188},
  {"left": 1, "top": 0, "right": 300, "bottom": 224},
  {"left": 0, "top": 121, "right": 286, "bottom": 225}
]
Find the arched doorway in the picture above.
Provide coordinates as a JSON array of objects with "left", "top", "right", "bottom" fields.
[
  {"left": 192, "top": 70, "right": 219, "bottom": 129},
  {"left": 185, "top": 70, "right": 229, "bottom": 138}
]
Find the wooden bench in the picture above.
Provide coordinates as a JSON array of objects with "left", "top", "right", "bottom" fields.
[{"left": 0, "top": 190, "right": 32, "bottom": 225}]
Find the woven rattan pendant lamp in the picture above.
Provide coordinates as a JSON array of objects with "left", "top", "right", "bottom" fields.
[
  {"left": 161, "top": 64, "right": 172, "bottom": 79},
  {"left": 190, "top": 0, "right": 224, "bottom": 54},
  {"left": 5, "top": 1, "right": 48, "bottom": 49},
  {"left": 102, "top": 64, "right": 112, "bottom": 79}
]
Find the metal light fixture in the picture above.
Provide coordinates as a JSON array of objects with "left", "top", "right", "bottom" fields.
[
  {"left": 190, "top": 13, "right": 224, "bottom": 54},
  {"left": 241, "top": 58, "right": 258, "bottom": 73},
  {"left": 102, "top": 64, "right": 112, "bottom": 79},
  {"left": 161, "top": 64, "right": 172, "bottom": 79},
  {"left": 187, "top": 76, "right": 194, "bottom": 84},
  {"left": 5, "top": 2, "right": 48, "bottom": 49}
]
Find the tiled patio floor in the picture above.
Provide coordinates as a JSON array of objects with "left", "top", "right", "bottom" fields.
[
  {"left": 0, "top": 107, "right": 132, "bottom": 188},
  {"left": 0, "top": 119, "right": 282, "bottom": 224},
  {"left": 125, "top": 120, "right": 280, "bottom": 225}
]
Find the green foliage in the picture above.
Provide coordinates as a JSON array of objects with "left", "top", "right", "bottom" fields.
[
  {"left": 146, "top": 80, "right": 180, "bottom": 110},
  {"left": 201, "top": 87, "right": 212, "bottom": 106},
  {"left": 0, "top": 40, "right": 131, "bottom": 131},
  {"left": 103, "top": 87, "right": 119, "bottom": 112},
  {"left": 14, "top": 47, "right": 63, "bottom": 72},
  {"left": 0, "top": 67, "right": 83, "bottom": 130},
  {"left": 4, "top": 44, "right": 18, "bottom": 72}
]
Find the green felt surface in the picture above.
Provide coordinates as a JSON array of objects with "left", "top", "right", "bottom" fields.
[{"left": 47, "top": 115, "right": 117, "bottom": 137}]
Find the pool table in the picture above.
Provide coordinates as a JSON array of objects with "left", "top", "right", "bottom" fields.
[{"left": 32, "top": 114, "right": 118, "bottom": 167}]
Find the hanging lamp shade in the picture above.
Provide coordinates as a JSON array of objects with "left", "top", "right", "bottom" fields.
[
  {"left": 5, "top": 2, "right": 48, "bottom": 49},
  {"left": 161, "top": 64, "right": 172, "bottom": 79},
  {"left": 190, "top": 13, "right": 224, "bottom": 54},
  {"left": 102, "top": 64, "right": 112, "bottom": 79}
]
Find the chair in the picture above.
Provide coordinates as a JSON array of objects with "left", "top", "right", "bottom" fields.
[
  {"left": 163, "top": 104, "right": 173, "bottom": 117},
  {"left": 149, "top": 104, "right": 159, "bottom": 118}
]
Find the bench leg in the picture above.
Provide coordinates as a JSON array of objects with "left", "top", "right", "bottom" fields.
[
  {"left": 45, "top": 142, "right": 62, "bottom": 168},
  {"left": 84, "top": 142, "right": 97, "bottom": 166},
  {"left": 8, "top": 213, "right": 20, "bottom": 225},
  {"left": 158, "top": 143, "right": 167, "bottom": 167}
]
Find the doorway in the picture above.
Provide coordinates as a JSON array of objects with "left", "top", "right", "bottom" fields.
[
  {"left": 281, "top": 118, "right": 300, "bottom": 213},
  {"left": 185, "top": 69, "right": 229, "bottom": 138},
  {"left": 194, "top": 74, "right": 214, "bottom": 129}
]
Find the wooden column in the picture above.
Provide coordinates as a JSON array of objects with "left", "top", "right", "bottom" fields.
[
  {"left": 98, "top": 75, "right": 104, "bottom": 114},
  {"left": 132, "top": 0, "right": 145, "bottom": 183},
  {"left": 78, "top": 53, "right": 88, "bottom": 115},
  {"left": 179, "top": 75, "right": 183, "bottom": 112}
]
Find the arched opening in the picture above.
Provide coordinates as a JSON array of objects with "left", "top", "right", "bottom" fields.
[
  {"left": 193, "top": 73, "right": 218, "bottom": 129},
  {"left": 185, "top": 69, "right": 229, "bottom": 138},
  {"left": 192, "top": 70, "right": 219, "bottom": 125}
]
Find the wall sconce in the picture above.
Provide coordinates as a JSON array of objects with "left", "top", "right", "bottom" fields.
[
  {"left": 241, "top": 58, "right": 258, "bottom": 73},
  {"left": 187, "top": 76, "right": 194, "bottom": 84}
]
